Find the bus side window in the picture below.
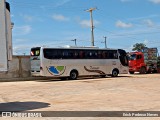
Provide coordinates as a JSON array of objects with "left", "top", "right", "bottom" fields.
[
  {"left": 44, "top": 49, "right": 53, "bottom": 59},
  {"left": 73, "top": 50, "right": 79, "bottom": 59},
  {"left": 79, "top": 51, "right": 84, "bottom": 59},
  {"left": 88, "top": 51, "right": 93, "bottom": 59},
  {"left": 56, "top": 49, "right": 62, "bottom": 59},
  {"left": 102, "top": 51, "right": 106, "bottom": 59},
  {"left": 51, "top": 50, "right": 58, "bottom": 59},
  {"left": 114, "top": 53, "right": 118, "bottom": 59},
  {"left": 86, "top": 50, "right": 95, "bottom": 59},
  {"left": 98, "top": 51, "right": 102, "bottom": 59},
  {"left": 93, "top": 51, "right": 98, "bottom": 59},
  {"left": 109, "top": 51, "right": 114, "bottom": 59},
  {"left": 67, "top": 50, "right": 73, "bottom": 59},
  {"left": 62, "top": 50, "right": 69, "bottom": 59}
]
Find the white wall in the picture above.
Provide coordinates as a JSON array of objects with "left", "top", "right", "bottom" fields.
[
  {"left": 6, "top": 2, "right": 12, "bottom": 61},
  {"left": 0, "top": 0, "right": 8, "bottom": 71},
  {"left": 0, "top": 56, "right": 31, "bottom": 78}
]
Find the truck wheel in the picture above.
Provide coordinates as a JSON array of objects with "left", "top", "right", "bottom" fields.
[
  {"left": 129, "top": 71, "right": 134, "bottom": 74},
  {"left": 112, "top": 69, "right": 119, "bottom": 77},
  {"left": 140, "top": 67, "right": 146, "bottom": 74},
  {"left": 147, "top": 70, "right": 151, "bottom": 74},
  {"left": 154, "top": 70, "right": 157, "bottom": 73},
  {"left": 69, "top": 70, "right": 78, "bottom": 80}
]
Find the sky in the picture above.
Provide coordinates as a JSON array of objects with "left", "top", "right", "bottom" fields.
[{"left": 6, "top": 0, "right": 160, "bottom": 55}]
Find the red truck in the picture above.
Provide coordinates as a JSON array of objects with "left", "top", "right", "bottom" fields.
[{"left": 128, "top": 48, "right": 158, "bottom": 74}]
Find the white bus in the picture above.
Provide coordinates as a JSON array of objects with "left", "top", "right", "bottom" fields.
[{"left": 30, "top": 47, "right": 128, "bottom": 79}]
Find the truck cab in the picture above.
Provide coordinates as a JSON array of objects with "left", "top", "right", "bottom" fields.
[
  {"left": 128, "top": 52, "right": 146, "bottom": 74},
  {"left": 129, "top": 48, "right": 158, "bottom": 74}
]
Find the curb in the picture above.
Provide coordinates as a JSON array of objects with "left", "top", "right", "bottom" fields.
[{"left": 0, "top": 77, "right": 53, "bottom": 82}]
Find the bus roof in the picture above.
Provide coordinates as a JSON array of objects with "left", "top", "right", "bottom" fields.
[{"left": 31, "top": 46, "right": 120, "bottom": 51}]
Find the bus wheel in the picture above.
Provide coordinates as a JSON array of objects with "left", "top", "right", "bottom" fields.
[
  {"left": 129, "top": 71, "right": 134, "bottom": 74},
  {"left": 140, "top": 67, "right": 146, "bottom": 74},
  {"left": 69, "top": 70, "right": 78, "bottom": 80},
  {"left": 112, "top": 69, "right": 119, "bottom": 77}
]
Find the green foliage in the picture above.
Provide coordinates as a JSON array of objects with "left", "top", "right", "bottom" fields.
[{"left": 132, "top": 43, "right": 146, "bottom": 51}]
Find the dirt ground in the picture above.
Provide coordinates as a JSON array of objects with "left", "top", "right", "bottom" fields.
[{"left": 0, "top": 73, "right": 160, "bottom": 120}]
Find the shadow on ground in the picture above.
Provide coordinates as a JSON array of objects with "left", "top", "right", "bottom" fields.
[
  {"left": 35, "top": 75, "right": 133, "bottom": 83},
  {"left": 0, "top": 101, "right": 50, "bottom": 112}
]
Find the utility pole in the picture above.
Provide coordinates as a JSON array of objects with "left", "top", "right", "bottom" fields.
[
  {"left": 102, "top": 36, "right": 107, "bottom": 48},
  {"left": 71, "top": 39, "right": 77, "bottom": 46},
  {"left": 86, "top": 8, "right": 96, "bottom": 46}
]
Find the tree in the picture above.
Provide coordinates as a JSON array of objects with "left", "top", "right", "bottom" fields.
[{"left": 132, "top": 43, "right": 146, "bottom": 51}]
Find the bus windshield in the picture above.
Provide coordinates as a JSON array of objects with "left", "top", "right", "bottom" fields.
[
  {"left": 31, "top": 47, "right": 40, "bottom": 56},
  {"left": 118, "top": 49, "right": 128, "bottom": 66}
]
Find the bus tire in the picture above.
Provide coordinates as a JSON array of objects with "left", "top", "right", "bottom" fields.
[
  {"left": 129, "top": 71, "right": 134, "bottom": 74},
  {"left": 140, "top": 67, "right": 146, "bottom": 74},
  {"left": 69, "top": 70, "right": 78, "bottom": 80},
  {"left": 112, "top": 69, "right": 119, "bottom": 77}
]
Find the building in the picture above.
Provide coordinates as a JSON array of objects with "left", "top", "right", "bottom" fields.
[{"left": 0, "top": 0, "right": 13, "bottom": 71}]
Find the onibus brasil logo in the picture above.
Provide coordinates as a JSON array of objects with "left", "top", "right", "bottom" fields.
[{"left": 47, "top": 66, "right": 66, "bottom": 76}]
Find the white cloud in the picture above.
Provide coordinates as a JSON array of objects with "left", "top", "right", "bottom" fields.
[
  {"left": 79, "top": 20, "right": 100, "bottom": 28},
  {"left": 149, "top": 0, "right": 160, "bottom": 4},
  {"left": 144, "top": 39, "right": 149, "bottom": 45},
  {"left": 116, "top": 20, "right": 133, "bottom": 28},
  {"left": 79, "top": 20, "right": 90, "bottom": 27},
  {"left": 52, "top": 14, "right": 69, "bottom": 21},
  {"left": 20, "top": 14, "right": 44, "bottom": 22},
  {"left": 20, "top": 14, "right": 34, "bottom": 22},
  {"left": 11, "top": 14, "right": 14, "bottom": 18},
  {"left": 23, "top": 15, "right": 33, "bottom": 22},
  {"left": 13, "top": 46, "right": 29, "bottom": 51},
  {"left": 121, "top": 45, "right": 134, "bottom": 52},
  {"left": 120, "top": 0, "right": 132, "bottom": 2},
  {"left": 13, "top": 25, "right": 32, "bottom": 35},
  {"left": 143, "top": 19, "right": 155, "bottom": 27},
  {"left": 15, "top": 39, "right": 28, "bottom": 42},
  {"left": 127, "top": 14, "right": 159, "bottom": 21},
  {"left": 55, "top": 0, "right": 72, "bottom": 7},
  {"left": 13, "top": 45, "right": 31, "bottom": 55},
  {"left": 124, "top": 45, "right": 133, "bottom": 52}
]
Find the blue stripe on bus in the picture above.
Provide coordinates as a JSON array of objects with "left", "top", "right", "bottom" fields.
[{"left": 48, "top": 66, "right": 59, "bottom": 74}]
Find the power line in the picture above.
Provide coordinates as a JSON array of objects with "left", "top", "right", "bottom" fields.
[
  {"left": 96, "top": 27, "right": 160, "bottom": 43},
  {"left": 10, "top": 2, "right": 86, "bottom": 11},
  {"left": 96, "top": 27, "right": 140, "bottom": 41}
]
